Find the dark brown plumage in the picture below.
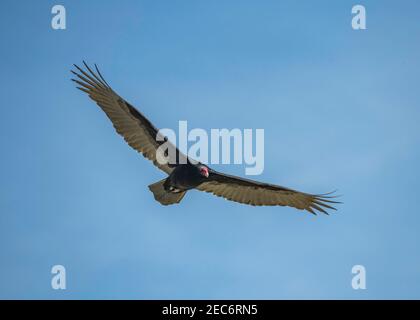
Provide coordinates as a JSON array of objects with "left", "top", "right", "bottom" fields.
[{"left": 71, "top": 62, "right": 340, "bottom": 215}]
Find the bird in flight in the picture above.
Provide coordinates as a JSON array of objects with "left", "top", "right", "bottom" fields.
[{"left": 71, "top": 62, "right": 339, "bottom": 215}]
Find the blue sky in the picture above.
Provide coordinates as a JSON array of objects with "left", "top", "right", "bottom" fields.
[{"left": 1, "top": 0, "right": 419, "bottom": 299}]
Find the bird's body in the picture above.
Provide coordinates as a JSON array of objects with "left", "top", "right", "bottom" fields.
[
  {"left": 148, "top": 164, "right": 207, "bottom": 205},
  {"left": 166, "top": 164, "right": 206, "bottom": 192},
  {"left": 71, "top": 62, "right": 340, "bottom": 215}
]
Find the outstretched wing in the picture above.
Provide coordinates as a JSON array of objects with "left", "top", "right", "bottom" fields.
[
  {"left": 71, "top": 62, "right": 187, "bottom": 174},
  {"left": 197, "top": 170, "right": 340, "bottom": 215}
]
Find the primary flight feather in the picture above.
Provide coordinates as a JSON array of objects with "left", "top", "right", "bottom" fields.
[{"left": 71, "top": 62, "right": 340, "bottom": 215}]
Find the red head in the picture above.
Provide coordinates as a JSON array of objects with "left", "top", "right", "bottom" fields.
[{"left": 199, "top": 166, "right": 209, "bottom": 178}]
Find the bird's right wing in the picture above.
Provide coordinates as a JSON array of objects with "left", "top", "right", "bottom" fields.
[
  {"left": 197, "top": 169, "right": 339, "bottom": 215},
  {"left": 71, "top": 62, "right": 187, "bottom": 175}
]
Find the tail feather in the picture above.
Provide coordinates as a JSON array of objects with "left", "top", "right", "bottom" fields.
[{"left": 148, "top": 179, "right": 186, "bottom": 205}]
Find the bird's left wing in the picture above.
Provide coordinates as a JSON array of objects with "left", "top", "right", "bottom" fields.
[
  {"left": 197, "top": 169, "right": 339, "bottom": 215},
  {"left": 71, "top": 62, "right": 187, "bottom": 174}
]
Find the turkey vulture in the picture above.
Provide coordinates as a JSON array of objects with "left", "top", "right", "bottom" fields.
[{"left": 71, "top": 62, "right": 340, "bottom": 215}]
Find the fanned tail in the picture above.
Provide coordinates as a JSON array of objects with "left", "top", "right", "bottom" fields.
[{"left": 148, "top": 179, "right": 186, "bottom": 205}]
